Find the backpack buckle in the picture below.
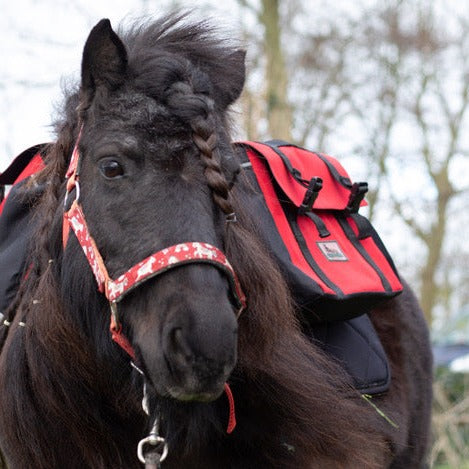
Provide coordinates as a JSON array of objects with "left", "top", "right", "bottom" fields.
[
  {"left": 299, "top": 177, "right": 323, "bottom": 214},
  {"left": 347, "top": 182, "right": 368, "bottom": 213}
]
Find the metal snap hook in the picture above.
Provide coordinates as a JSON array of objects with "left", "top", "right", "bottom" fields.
[{"left": 137, "top": 419, "right": 168, "bottom": 464}]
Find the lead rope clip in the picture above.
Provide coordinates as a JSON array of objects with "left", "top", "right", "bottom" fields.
[
  {"left": 135, "top": 365, "right": 169, "bottom": 467},
  {"left": 137, "top": 417, "right": 169, "bottom": 468}
]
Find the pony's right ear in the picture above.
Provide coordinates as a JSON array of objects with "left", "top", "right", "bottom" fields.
[{"left": 80, "top": 19, "right": 127, "bottom": 104}]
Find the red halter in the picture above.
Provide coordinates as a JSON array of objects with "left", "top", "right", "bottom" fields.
[{"left": 62, "top": 129, "right": 246, "bottom": 359}]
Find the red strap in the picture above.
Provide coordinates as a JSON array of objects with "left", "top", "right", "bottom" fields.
[
  {"left": 106, "top": 242, "right": 246, "bottom": 313},
  {"left": 224, "top": 383, "right": 237, "bottom": 434},
  {"left": 110, "top": 314, "right": 136, "bottom": 359},
  {"left": 64, "top": 201, "right": 109, "bottom": 292},
  {"left": 0, "top": 153, "right": 45, "bottom": 216},
  {"left": 66, "top": 128, "right": 82, "bottom": 179}
]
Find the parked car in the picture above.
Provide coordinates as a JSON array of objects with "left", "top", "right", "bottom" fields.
[{"left": 432, "top": 304, "right": 469, "bottom": 373}]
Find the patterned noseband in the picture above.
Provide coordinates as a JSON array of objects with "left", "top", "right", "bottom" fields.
[{"left": 62, "top": 128, "right": 246, "bottom": 359}]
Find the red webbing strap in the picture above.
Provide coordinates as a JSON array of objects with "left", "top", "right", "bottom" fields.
[
  {"left": 66, "top": 128, "right": 82, "bottom": 179},
  {"left": 106, "top": 242, "right": 246, "bottom": 314},
  {"left": 64, "top": 201, "right": 109, "bottom": 292},
  {"left": 224, "top": 383, "right": 237, "bottom": 434},
  {"left": 64, "top": 201, "right": 139, "bottom": 357},
  {"left": 109, "top": 312, "right": 137, "bottom": 359}
]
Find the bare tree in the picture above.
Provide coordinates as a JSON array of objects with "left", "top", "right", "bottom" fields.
[
  {"left": 384, "top": 3, "right": 469, "bottom": 323},
  {"left": 237, "top": 0, "right": 469, "bottom": 324}
]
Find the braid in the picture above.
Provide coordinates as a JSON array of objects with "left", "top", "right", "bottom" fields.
[
  {"left": 191, "top": 119, "right": 234, "bottom": 216},
  {"left": 165, "top": 81, "right": 235, "bottom": 217}
]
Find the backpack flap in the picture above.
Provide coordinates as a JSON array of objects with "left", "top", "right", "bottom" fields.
[
  {"left": 239, "top": 140, "right": 403, "bottom": 322},
  {"left": 245, "top": 140, "right": 364, "bottom": 211}
]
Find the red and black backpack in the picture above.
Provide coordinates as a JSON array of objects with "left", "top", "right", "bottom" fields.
[{"left": 237, "top": 140, "right": 403, "bottom": 323}]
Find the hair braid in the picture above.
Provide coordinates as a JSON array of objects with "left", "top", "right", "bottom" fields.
[
  {"left": 165, "top": 81, "right": 235, "bottom": 218},
  {"left": 191, "top": 118, "right": 235, "bottom": 216}
]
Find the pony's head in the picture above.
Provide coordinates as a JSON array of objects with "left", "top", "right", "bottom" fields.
[{"left": 61, "top": 18, "right": 246, "bottom": 403}]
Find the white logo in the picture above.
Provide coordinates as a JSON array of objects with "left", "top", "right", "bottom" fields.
[{"left": 317, "top": 241, "right": 348, "bottom": 261}]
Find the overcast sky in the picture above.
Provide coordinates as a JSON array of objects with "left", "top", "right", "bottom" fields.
[{"left": 1, "top": 0, "right": 245, "bottom": 170}]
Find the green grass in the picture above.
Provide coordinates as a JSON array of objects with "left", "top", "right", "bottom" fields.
[{"left": 434, "top": 463, "right": 469, "bottom": 469}]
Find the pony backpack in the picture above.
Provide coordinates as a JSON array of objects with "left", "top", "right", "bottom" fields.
[{"left": 237, "top": 140, "right": 403, "bottom": 323}]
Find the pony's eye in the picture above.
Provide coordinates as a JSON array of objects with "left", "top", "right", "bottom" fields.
[{"left": 99, "top": 159, "right": 124, "bottom": 179}]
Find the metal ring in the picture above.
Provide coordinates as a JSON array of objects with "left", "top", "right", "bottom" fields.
[
  {"left": 74, "top": 181, "right": 81, "bottom": 202},
  {"left": 137, "top": 435, "right": 168, "bottom": 464},
  {"left": 63, "top": 180, "right": 81, "bottom": 209}
]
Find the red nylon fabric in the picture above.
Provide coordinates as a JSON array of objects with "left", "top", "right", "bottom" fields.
[
  {"left": 106, "top": 242, "right": 246, "bottom": 310},
  {"left": 244, "top": 141, "right": 403, "bottom": 303},
  {"left": 66, "top": 128, "right": 82, "bottom": 179},
  {"left": 245, "top": 141, "right": 365, "bottom": 210},
  {"left": 246, "top": 147, "right": 336, "bottom": 295},
  {"left": 348, "top": 218, "right": 403, "bottom": 293},
  {"left": 224, "top": 383, "right": 236, "bottom": 434},
  {"left": 65, "top": 201, "right": 109, "bottom": 292},
  {"left": 0, "top": 154, "right": 45, "bottom": 216},
  {"left": 297, "top": 213, "right": 385, "bottom": 294}
]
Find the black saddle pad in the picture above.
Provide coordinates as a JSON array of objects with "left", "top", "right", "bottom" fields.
[{"left": 305, "top": 314, "right": 390, "bottom": 395}]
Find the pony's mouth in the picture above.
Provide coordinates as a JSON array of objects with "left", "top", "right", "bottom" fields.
[
  {"left": 161, "top": 352, "right": 232, "bottom": 402},
  {"left": 166, "top": 386, "right": 226, "bottom": 403}
]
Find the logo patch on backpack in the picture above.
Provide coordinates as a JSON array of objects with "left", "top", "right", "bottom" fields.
[{"left": 317, "top": 241, "right": 348, "bottom": 262}]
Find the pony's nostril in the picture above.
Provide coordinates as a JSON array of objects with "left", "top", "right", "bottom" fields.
[{"left": 169, "top": 328, "right": 193, "bottom": 365}]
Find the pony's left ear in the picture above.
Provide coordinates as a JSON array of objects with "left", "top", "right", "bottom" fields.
[
  {"left": 214, "top": 49, "right": 246, "bottom": 108},
  {"left": 80, "top": 19, "right": 127, "bottom": 103}
]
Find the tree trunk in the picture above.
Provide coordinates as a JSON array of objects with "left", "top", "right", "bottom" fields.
[
  {"left": 419, "top": 173, "right": 452, "bottom": 324},
  {"left": 260, "top": 0, "right": 292, "bottom": 140}
]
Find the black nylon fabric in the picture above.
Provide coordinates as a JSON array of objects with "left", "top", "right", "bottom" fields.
[
  {"left": 305, "top": 314, "right": 390, "bottom": 395},
  {"left": 0, "top": 180, "right": 43, "bottom": 315}
]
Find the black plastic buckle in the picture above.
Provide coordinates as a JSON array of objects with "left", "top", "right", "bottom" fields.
[
  {"left": 299, "top": 177, "right": 323, "bottom": 214},
  {"left": 347, "top": 182, "right": 368, "bottom": 213}
]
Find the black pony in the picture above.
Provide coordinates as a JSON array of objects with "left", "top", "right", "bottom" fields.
[{"left": 0, "top": 15, "right": 432, "bottom": 468}]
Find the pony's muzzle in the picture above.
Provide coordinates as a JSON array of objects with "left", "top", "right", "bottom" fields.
[{"left": 161, "top": 312, "right": 238, "bottom": 401}]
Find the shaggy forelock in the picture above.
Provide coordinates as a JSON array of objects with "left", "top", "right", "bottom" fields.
[{"left": 118, "top": 14, "right": 241, "bottom": 104}]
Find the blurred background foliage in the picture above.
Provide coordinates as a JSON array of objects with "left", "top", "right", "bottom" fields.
[{"left": 2, "top": 0, "right": 468, "bottom": 466}]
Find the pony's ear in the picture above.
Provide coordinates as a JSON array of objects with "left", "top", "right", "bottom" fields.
[
  {"left": 80, "top": 19, "right": 127, "bottom": 98},
  {"left": 214, "top": 49, "right": 246, "bottom": 108}
]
